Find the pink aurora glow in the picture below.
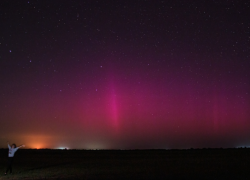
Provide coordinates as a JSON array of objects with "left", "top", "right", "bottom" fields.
[{"left": 0, "top": 1, "right": 249, "bottom": 149}]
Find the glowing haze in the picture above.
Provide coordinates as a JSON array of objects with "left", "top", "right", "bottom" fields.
[{"left": 0, "top": 1, "right": 249, "bottom": 149}]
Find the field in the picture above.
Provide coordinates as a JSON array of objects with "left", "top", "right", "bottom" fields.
[{"left": 0, "top": 148, "right": 250, "bottom": 179}]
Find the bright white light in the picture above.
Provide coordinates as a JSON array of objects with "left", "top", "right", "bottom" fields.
[{"left": 57, "top": 147, "right": 68, "bottom": 150}]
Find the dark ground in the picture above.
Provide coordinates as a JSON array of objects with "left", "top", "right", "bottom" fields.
[{"left": 0, "top": 148, "right": 250, "bottom": 179}]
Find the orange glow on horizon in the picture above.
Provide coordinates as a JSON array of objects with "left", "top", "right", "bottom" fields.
[
  {"left": 21, "top": 134, "right": 53, "bottom": 149},
  {"left": 28, "top": 143, "right": 46, "bottom": 149}
]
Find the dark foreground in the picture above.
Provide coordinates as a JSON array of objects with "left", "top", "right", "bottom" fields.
[{"left": 0, "top": 148, "right": 250, "bottom": 179}]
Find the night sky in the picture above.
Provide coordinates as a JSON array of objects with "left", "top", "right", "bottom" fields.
[{"left": 0, "top": 0, "right": 249, "bottom": 149}]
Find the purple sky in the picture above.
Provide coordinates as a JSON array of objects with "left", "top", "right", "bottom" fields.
[{"left": 0, "top": 0, "right": 249, "bottom": 149}]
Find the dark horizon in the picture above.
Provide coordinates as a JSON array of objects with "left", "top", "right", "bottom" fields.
[{"left": 1, "top": 147, "right": 250, "bottom": 150}]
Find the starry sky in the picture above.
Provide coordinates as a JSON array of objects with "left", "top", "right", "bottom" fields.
[{"left": 0, "top": 0, "right": 249, "bottom": 149}]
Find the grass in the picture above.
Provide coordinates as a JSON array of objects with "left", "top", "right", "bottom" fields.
[{"left": 0, "top": 148, "right": 250, "bottom": 179}]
